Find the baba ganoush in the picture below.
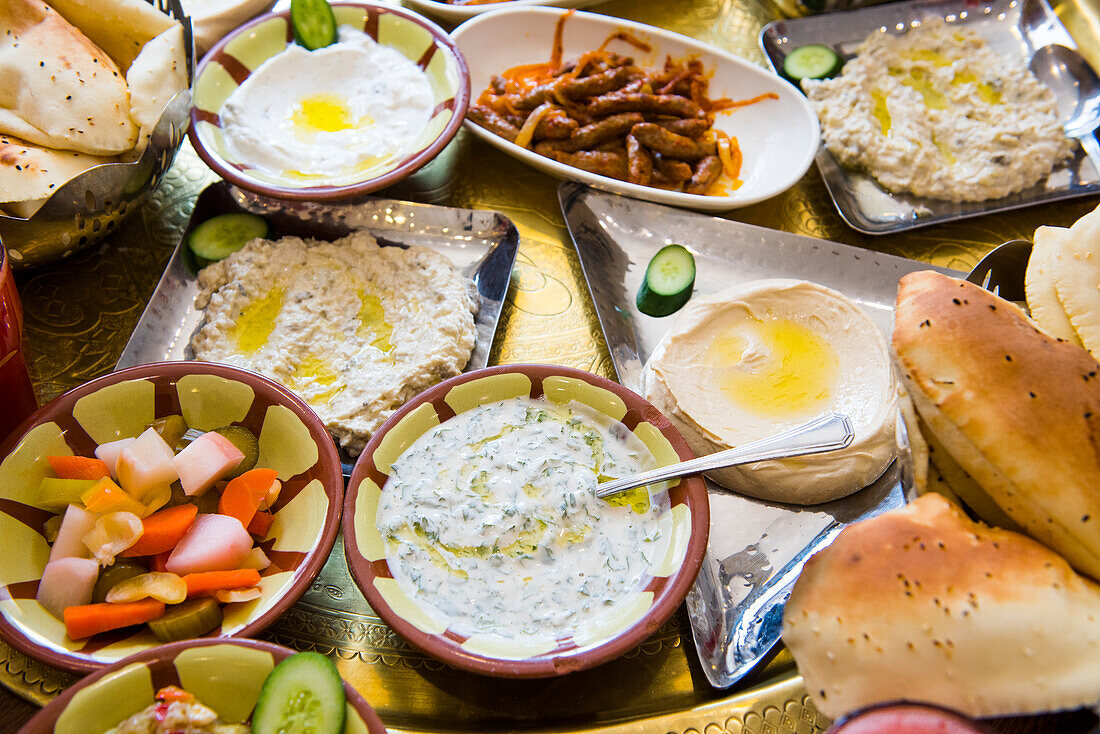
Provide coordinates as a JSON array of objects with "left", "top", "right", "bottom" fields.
[
  {"left": 802, "top": 20, "right": 1073, "bottom": 202},
  {"left": 219, "top": 25, "right": 434, "bottom": 187},
  {"left": 376, "top": 396, "right": 668, "bottom": 642},
  {"left": 190, "top": 230, "right": 478, "bottom": 454},
  {"left": 644, "top": 279, "right": 897, "bottom": 505}
]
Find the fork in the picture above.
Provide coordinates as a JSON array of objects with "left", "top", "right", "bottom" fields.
[{"left": 964, "top": 239, "right": 1033, "bottom": 302}]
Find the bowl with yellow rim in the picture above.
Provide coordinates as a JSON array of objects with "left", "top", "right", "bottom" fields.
[
  {"left": 0, "top": 361, "right": 343, "bottom": 673},
  {"left": 18, "top": 638, "right": 386, "bottom": 734},
  {"left": 342, "top": 364, "right": 710, "bottom": 678},
  {"left": 188, "top": 2, "right": 469, "bottom": 202}
]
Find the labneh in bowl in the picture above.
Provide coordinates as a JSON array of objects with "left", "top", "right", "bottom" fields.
[
  {"left": 342, "top": 364, "right": 710, "bottom": 678},
  {"left": 18, "top": 638, "right": 386, "bottom": 734},
  {"left": 0, "top": 362, "right": 344, "bottom": 673},
  {"left": 188, "top": 2, "right": 470, "bottom": 201}
]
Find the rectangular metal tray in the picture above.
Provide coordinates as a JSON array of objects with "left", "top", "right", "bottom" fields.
[
  {"left": 118, "top": 182, "right": 519, "bottom": 376},
  {"left": 558, "top": 182, "right": 959, "bottom": 687},
  {"left": 759, "top": 0, "right": 1100, "bottom": 234}
]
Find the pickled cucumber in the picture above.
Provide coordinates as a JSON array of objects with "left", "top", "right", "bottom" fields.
[
  {"left": 147, "top": 598, "right": 224, "bottom": 643},
  {"left": 92, "top": 560, "right": 148, "bottom": 603},
  {"left": 174, "top": 427, "right": 205, "bottom": 453},
  {"left": 147, "top": 415, "right": 188, "bottom": 448},
  {"left": 213, "top": 425, "right": 259, "bottom": 478}
]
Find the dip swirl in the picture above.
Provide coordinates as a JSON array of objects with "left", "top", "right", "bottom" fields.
[
  {"left": 376, "top": 397, "right": 667, "bottom": 641},
  {"left": 219, "top": 25, "right": 434, "bottom": 186}
]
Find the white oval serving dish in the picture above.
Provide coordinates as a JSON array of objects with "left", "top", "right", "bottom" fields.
[{"left": 452, "top": 7, "right": 821, "bottom": 211}]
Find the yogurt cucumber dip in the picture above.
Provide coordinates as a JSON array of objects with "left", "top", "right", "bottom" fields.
[
  {"left": 219, "top": 25, "right": 434, "bottom": 186},
  {"left": 376, "top": 397, "right": 668, "bottom": 641}
]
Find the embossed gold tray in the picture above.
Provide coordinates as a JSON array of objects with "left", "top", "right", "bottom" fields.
[{"left": 7, "top": 0, "right": 1100, "bottom": 730}]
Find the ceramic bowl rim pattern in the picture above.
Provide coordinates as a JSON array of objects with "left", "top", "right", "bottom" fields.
[
  {"left": 0, "top": 361, "right": 345, "bottom": 673},
  {"left": 187, "top": 1, "right": 471, "bottom": 201},
  {"left": 16, "top": 637, "right": 387, "bottom": 734},
  {"left": 341, "top": 363, "right": 711, "bottom": 678}
]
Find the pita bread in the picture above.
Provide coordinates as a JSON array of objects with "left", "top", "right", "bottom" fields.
[
  {"left": 46, "top": 0, "right": 174, "bottom": 73},
  {"left": 920, "top": 416, "right": 1025, "bottom": 534},
  {"left": 1050, "top": 204, "right": 1100, "bottom": 358},
  {"left": 1025, "top": 226, "right": 1083, "bottom": 345},
  {"left": 893, "top": 270, "right": 1100, "bottom": 580},
  {"left": 0, "top": 133, "right": 117, "bottom": 203},
  {"left": 125, "top": 23, "right": 187, "bottom": 151},
  {"left": 784, "top": 493, "right": 1100, "bottom": 719},
  {"left": 0, "top": 0, "right": 137, "bottom": 155}
]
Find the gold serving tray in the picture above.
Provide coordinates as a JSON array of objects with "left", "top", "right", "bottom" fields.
[{"left": 6, "top": 0, "right": 1100, "bottom": 730}]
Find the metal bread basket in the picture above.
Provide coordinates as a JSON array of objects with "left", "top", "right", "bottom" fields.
[{"left": 0, "top": 0, "right": 194, "bottom": 269}]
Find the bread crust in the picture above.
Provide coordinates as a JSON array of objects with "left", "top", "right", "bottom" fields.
[
  {"left": 892, "top": 270, "right": 1100, "bottom": 580},
  {"left": 783, "top": 493, "right": 1100, "bottom": 718}
]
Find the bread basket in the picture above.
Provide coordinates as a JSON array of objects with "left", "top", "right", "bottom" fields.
[{"left": 0, "top": 0, "right": 194, "bottom": 269}]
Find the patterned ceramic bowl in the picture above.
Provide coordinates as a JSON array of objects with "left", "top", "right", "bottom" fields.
[
  {"left": 18, "top": 638, "right": 386, "bottom": 734},
  {"left": 188, "top": 2, "right": 470, "bottom": 201},
  {"left": 342, "top": 364, "right": 710, "bottom": 678},
  {"left": 0, "top": 362, "right": 344, "bottom": 673}
]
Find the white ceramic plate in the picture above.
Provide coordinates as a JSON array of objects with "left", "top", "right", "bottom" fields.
[
  {"left": 403, "top": 0, "right": 606, "bottom": 26},
  {"left": 452, "top": 7, "right": 820, "bottom": 212}
]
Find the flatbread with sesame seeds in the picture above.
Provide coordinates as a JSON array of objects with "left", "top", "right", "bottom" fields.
[
  {"left": 892, "top": 270, "right": 1100, "bottom": 581},
  {"left": 0, "top": 133, "right": 118, "bottom": 204},
  {"left": 783, "top": 493, "right": 1100, "bottom": 719},
  {"left": 0, "top": 0, "right": 138, "bottom": 156}
]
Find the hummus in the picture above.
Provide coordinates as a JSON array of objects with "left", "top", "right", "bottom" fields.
[
  {"left": 190, "top": 230, "right": 478, "bottom": 455},
  {"left": 644, "top": 279, "right": 897, "bottom": 504},
  {"left": 220, "top": 25, "right": 434, "bottom": 187},
  {"left": 802, "top": 19, "right": 1073, "bottom": 202}
]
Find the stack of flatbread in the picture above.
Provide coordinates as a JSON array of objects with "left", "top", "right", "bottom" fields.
[
  {"left": 780, "top": 270, "right": 1100, "bottom": 720},
  {"left": 1025, "top": 204, "right": 1100, "bottom": 358},
  {"left": 0, "top": 0, "right": 188, "bottom": 217}
]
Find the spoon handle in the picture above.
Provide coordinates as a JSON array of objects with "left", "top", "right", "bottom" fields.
[{"left": 595, "top": 413, "right": 854, "bottom": 498}]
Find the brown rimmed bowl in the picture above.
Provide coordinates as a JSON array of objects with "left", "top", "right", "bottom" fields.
[
  {"left": 17, "top": 638, "right": 386, "bottom": 734},
  {"left": 342, "top": 364, "right": 710, "bottom": 678},
  {"left": 188, "top": 2, "right": 470, "bottom": 202},
  {"left": 0, "top": 361, "right": 344, "bottom": 673}
]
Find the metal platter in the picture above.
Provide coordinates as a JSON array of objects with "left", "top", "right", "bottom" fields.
[
  {"left": 760, "top": 0, "right": 1100, "bottom": 234},
  {"left": 559, "top": 182, "right": 959, "bottom": 687}
]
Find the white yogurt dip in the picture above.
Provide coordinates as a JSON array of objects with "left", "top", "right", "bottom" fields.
[
  {"left": 220, "top": 25, "right": 434, "bottom": 185},
  {"left": 376, "top": 396, "right": 668, "bottom": 641}
]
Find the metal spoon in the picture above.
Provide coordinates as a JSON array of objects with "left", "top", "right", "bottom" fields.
[
  {"left": 1029, "top": 44, "right": 1100, "bottom": 177},
  {"left": 595, "top": 413, "right": 853, "bottom": 498}
]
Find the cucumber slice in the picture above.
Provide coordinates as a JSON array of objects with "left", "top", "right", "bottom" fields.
[
  {"left": 187, "top": 213, "right": 269, "bottom": 266},
  {"left": 148, "top": 598, "right": 223, "bottom": 643},
  {"left": 290, "top": 0, "right": 338, "bottom": 51},
  {"left": 253, "top": 652, "right": 346, "bottom": 734},
  {"left": 783, "top": 44, "right": 844, "bottom": 81},
  {"left": 636, "top": 244, "right": 696, "bottom": 317}
]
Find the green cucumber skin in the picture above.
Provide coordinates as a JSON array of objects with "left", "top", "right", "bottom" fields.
[
  {"left": 252, "top": 652, "right": 347, "bottom": 734},
  {"left": 637, "top": 244, "right": 695, "bottom": 317},
  {"left": 290, "top": 0, "right": 338, "bottom": 51}
]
